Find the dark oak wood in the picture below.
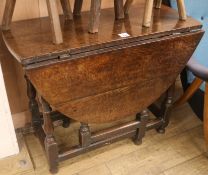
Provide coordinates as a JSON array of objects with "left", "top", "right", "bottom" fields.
[
  {"left": 79, "top": 123, "right": 91, "bottom": 147},
  {"left": 58, "top": 130, "right": 137, "bottom": 161},
  {"left": 60, "top": 0, "right": 73, "bottom": 20},
  {"left": 40, "top": 97, "right": 59, "bottom": 174},
  {"left": 25, "top": 75, "right": 41, "bottom": 129},
  {"left": 134, "top": 110, "right": 149, "bottom": 145},
  {"left": 157, "top": 84, "right": 175, "bottom": 133},
  {"left": 2, "top": 1, "right": 201, "bottom": 63},
  {"left": 1, "top": 2, "right": 203, "bottom": 173},
  {"left": 2, "top": 2, "right": 203, "bottom": 124},
  {"left": 124, "top": 0, "right": 133, "bottom": 15},
  {"left": 73, "top": 0, "right": 83, "bottom": 16},
  {"left": 91, "top": 120, "right": 141, "bottom": 143},
  {"left": 25, "top": 31, "right": 203, "bottom": 123},
  {"left": 114, "top": 0, "right": 125, "bottom": 19},
  {"left": 58, "top": 116, "right": 148, "bottom": 162}
]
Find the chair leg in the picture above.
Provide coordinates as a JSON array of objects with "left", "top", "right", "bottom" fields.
[
  {"left": 143, "top": 0, "right": 154, "bottom": 27},
  {"left": 73, "top": 0, "right": 83, "bottom": 16},
  {"left": 124, "top": 0, "right": 133, "bottom": 15},
  {"left": 114, "top": 0, "right": 125, "bottom": 19},
  {"left": 174, "top": 77, "right": 203, "bottom": 107},
  {"left": 155, "top": 0, "right": 162, "bottom": 9},
  {"left": 88, "top": 0, "right": 102, "bottom": 33},
  {"left": 2, "top": 0, "right": 16, "bottom": 30},
  {"left": 46, "top": 0, "right": 63, "bottom": 44},
  {"left": 176, "top": 0, "right": 187, "bottom": 20},
  {"left": 60, "top": 0, "right": 73, "bottom": 20},
  {"left": 204, "top": 82, "right": 208, "bottom": 150}
]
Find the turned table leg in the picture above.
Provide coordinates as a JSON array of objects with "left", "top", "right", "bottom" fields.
[
  {"left": 40, "top": 97, "right": 59, "bottom": 174},
  {"left": 79, "top": 123, "right": 91, "bottom": 147},
  {"left": 73, "top": 0, "right": 83, "bottom": 16},
  {"left": 88, "top": 0, "right": 102, "bottom": 33},
  {"left": 2, "top": 0, "right": 16, "bottom": 30},
  {"left": 25, "top": 76, "right": 41, "bottom": 129},
  {"left": 114, "top": 0, "right": 124, "bottom": 19},
  {"left": 134, "top": 110, "right": 149, "bottom": 145},
  {"left": 143, "top": 0, "right": 154, "bottom": 27},
  {"left": 46, "top": 0, "right": 63, "bottom": 44},
  {"left": 157, "top": 84, "right": 175, "bottom": 133},
  {"left": 60, "top": 0, "right": 73, "bottom": 20}
]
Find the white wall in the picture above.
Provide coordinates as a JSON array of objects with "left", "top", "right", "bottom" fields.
[{"left": 0, "top": 63, "right": 19, "bottom": 159}]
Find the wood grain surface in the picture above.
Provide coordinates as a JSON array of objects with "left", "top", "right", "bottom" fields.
[
  {"left": 26, "top": 31, "right": 203, "bottom": 123},
  {"left": 2, "top": 1, "right": 201, "bottom": 64},
  {"left": 1, "top": 1, "right": 203, "bottom": 124}
]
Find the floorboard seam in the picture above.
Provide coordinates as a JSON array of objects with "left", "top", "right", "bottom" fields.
[{"left": 162, "top": 154, "right": 204, "bottom": 174}]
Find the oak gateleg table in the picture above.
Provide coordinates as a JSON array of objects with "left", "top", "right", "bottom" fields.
[{"left": 2, "top": 1, "right": 203, "bottom": 173}]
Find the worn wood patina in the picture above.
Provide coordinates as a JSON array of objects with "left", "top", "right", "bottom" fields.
[{"left": 2, "top": 0, "right": 203, "bottom": 173}]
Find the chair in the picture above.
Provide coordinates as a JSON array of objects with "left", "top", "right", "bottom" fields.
[
  {"left": 174, "top": 58, "right": 208, "bottom": 147},
  {"left": 169, "top": 0, "right": 208, "bottom": 148}
]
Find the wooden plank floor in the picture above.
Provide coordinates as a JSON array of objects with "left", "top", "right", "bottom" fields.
[{"left": 1, "top": 81, "right": 208, "bottom": 175}]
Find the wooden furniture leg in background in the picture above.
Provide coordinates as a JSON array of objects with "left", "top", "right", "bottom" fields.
[
  {"left": 73, "top": 0, "right": 83, "bottom": 16},
  {"left": 2, "top": 0, "right": 16, "bottom": 30},
  {"left": 124, "top": 0, "right": 133, "bottom": 15},
  {"left": 157, "top": 84, "right": 175, "bottom": 133},
  {"left": 25, "top": 76, "right": 41, "bottom": 130},
  {"left": 134, "top": 110, "right": 149, "bottom": 145},
  {"left": 155, "top": 0, "right": 162, "bottom": 9},
  {"left": 143, "top": 0, "right": 186, "bottom": 27},
  {"left": 40, "top": 97, "right": 59, "bottom": 174},
  {"left": 174, "top": 77, "right": 203, "bottom": 107},
  {"left": 60, "top": 0, "right": 73, "bottom": 20},
  {"left": 204, "top": 82, "right": 208, "bottom": 150},
  {"left": 46, "top": 0, "right": 63, "bottom": 44},
  {"left": 177, "top": 0, "right": 187, "bottom": 20},
  {"left": 114, "top": 0, "right": 125, "bottom": 19},
  {"left": 88, "top": 0, "right": 102, "bottom": 33},
  {"left": 143, "top": 0, "right": 154, "bottom": 27},
  {"left": 155, "top": 0, "right": 187, "bottom": 20}
]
